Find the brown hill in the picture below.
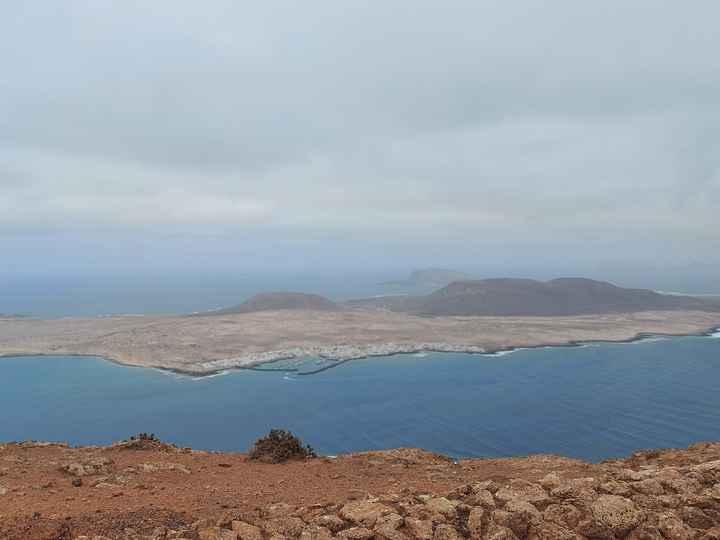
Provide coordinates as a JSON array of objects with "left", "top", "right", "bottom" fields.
[
  {"left": 208, "top": 292, "right": 340, "bottom": 315},
  {"left": 350, "top": 277, "right": 720, "bottom": 316}
]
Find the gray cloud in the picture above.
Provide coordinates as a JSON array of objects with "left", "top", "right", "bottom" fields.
[{"left": 1, "top": 1, "right": 719, "bottom": 278}]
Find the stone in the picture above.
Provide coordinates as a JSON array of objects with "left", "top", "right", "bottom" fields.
[
  {"left": 61, "top": 457, "right": 114, "bottom": 477},
  {"left": 432, "top": 524, "right": 459, "bottom": 540},
  {"left": 339, "top": 501, "right": 393, "bottom": 527},
  {"left": 527, "top": 522, "right": 579, "bottom": 540},
  {"left": 539, "top": 472, "right": 561, "bottom": 490},
  {"left": 405, "top": 517, "right": 434, "bottom": 540},
  {"left": 550, "top": 478, "right": 598, "bottom": 503},
  {"left": 336, "top": 527, "right": 374, "bottom": 540},
  {"left": 701, "top": 527, "right": 720, "bottom": 540},
  {"left": 467, "top": 507, "right": 484, "bottom": 540},
  {"left": 504, "top": 499, "right": 542, "bottom": 538},
  {"left": 467, "top": 489, "right": 495, "bottom": 508},
  {"left": 626, "top": 524, "right": 663, "bottom": 539},
  {"left": 658, "top": 513, "right": 695, "bottom": 540},
  {"left": 231, "top": 521, "right": 263, "bottom": 540},
  {"left": 313, "top": 514, "right": 346, "bottom": 533},
  {"left": 263, "top": 503, "right": 298, "bottom": 518},
  {"left": 424, "top": 497, "right": 457, "bottom": 518},
  {"left": 472, "top": 480, "right": 499, "bottom": 494},
  {"left": 618, "top": 469, "right": 644, "bottom": 482},
  {"left": 484, "top": 525, "right": 519, "bottom": 540},
  {"left": 542, "top": 503, "right": 582, "bottom": 529},
  {"left": 496, "top": 480, "right": 549, "bottom": 506},
  {"left": 198, "top": 528, "right": 238, "bottom": 540},
  {"left": 576, "top": 518, "right": 615, "bottom": 540},
  {"left": 299, "top": 525, "right": 333, "bottom": 540},
  {"left": 264, "top": 517, "right": 306, "bottom": 537},
  {"left": 633, "top": 478, "right": 664, "bottom": 496},
  {"left": 591, "top": 495, "right": 645, "bottom": 535},
  {"left": 682, "top": 506, "right": 714, "bottom": 529},
  {"left": 599, "top": 480, "right": 631, "bottom": 497},
  {"left": 374, "top": 513, "right": 408, "bottom": 540}
]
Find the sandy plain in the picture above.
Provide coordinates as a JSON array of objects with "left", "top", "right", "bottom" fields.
[{"left": 1, "top": 308, "right": 718, "bottom": 374}]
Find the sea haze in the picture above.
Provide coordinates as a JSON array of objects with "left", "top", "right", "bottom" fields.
[
  {"left": 0, "top": 273, "right": 394, "bottom": 317},
  {"left": 2, "top": 333, "right": 719, "bottom": 462}
]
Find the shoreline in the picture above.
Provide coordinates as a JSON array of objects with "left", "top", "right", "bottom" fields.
[{"left": 2, "top": 324, "right": 718, "bottom": 378}]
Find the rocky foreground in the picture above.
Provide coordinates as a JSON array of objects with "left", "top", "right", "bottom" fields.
[{"left": 2, "top": 441, "right": 720, "bottom": 539}]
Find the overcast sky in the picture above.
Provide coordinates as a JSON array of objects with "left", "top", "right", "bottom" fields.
[{"left": 1, "top": 1, "right": 719, "bottom": 283}]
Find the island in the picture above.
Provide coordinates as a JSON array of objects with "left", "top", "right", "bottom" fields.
[{"left": 1, "top": 278, "right": 718, "bottom": 375}]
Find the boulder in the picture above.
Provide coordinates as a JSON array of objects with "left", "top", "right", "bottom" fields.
[
  {"left": 404, "top": 517, "right": 434, "bottom": 540},
  {"left": 299, "top": 525, "right": 333, "bottom": 540},
  {"left": 339, "top": 501, "right": 393, "bottom": 527},
  {"left": 633, "top": 478, "right": 664, "bottom": 496},
  {"left": 425, "top": 497, "right": 457, "bottom": 519},
  {"left": 527, "top": 522, "right": 580, "bottom": 540},
  {"left": 550, "top": 478, "right": 598, "bottom": 503},
  {"left": 61, "top": 457, "right": 114, "bottom": 477},
  {"left": 599, "top": 480, "right": 632, "bottom": 497},
  {"left": 472, "top": 480, "right": 499, "bottom": 494},
  {"left": 503, "top": 499, "right": 542, "bottom": 538},
  {"left": 198, "top": 528, "right": 238, "bottom": 540},
  {"left": 591, "top": 495, "right": 645, "bottom": 535},
  {"left": 484, "top": 525, "right": 519, "bottom": 540},
  {"left": 231, "top": 521, "right": 263, "bottom": 540},
  {"left": 539, "top": 472, "right": 561, "bottom": 491},
  {"left": 466, "top": 489, "right": 495, "bottom": 508},
  {"left": 264, "top": 517, "right": 306, "bottom": 537},
  {"left": 313, "top": 514, "right": 346, "bottom": 533},
  {"left": 432, "top": 524, "right": 459, "bottom": 540},
  {"left": 496, "top": 480, "right": 549, "bottom": 506},
  {"left": 374, "top": 513, "right": 408, "bottom": 540},
  {"left": 466, "top": 507, "right": 484, "bottom": 540},
  {"left": 336, "top": 527, "right": 374, "bottom": 540},
  {"left": 542, "top": 503, "right": 582, "bottom": 529},
  {"left": 682, "top": 506, "right": 715, "bottom": 529},
  {"left": 262, "top": 503, "right": 298, "bottom": 518}
]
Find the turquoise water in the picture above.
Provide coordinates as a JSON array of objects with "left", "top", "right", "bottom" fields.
[{"left": 1, "top": 333, "right": 719, "bottom": 462}]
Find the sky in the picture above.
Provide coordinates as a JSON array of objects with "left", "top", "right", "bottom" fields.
[{"left": 1, "top": 1, "right": 719, "bottom": 291}]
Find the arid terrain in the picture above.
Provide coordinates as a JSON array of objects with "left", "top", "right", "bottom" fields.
[
  {"left": 1, "top": 309, "right": 719, "bottom": 374},
  {"left": 2, "top": 439, "right": 720, "bottom": 539}
]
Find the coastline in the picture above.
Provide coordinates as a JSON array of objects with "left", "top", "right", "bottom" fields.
[{"left": 2, "top": 324, "right": 718, "bottom": 378}]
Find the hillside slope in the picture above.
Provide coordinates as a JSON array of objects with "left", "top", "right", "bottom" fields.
[
  {"left": 2, "top": 440, "right": 720, "bottom": 539},
  {"left": 350, "top": 278, "right": 720, "bottom": 316},
  {"left": 206, "top": 292, "right": 340, "bottom": 315}
]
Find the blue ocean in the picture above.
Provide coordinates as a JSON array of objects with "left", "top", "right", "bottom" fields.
[{"left": 2, "top": 332, "right": 719, "bottom": 462}]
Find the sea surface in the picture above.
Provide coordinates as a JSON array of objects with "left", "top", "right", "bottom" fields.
[{"left": 1, "top": 332, "right": 719, "bottom": 462}]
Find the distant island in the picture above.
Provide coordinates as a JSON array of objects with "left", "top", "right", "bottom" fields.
[
  {"left": 380, "top": 268, "right": 473, "bottom": 288},
  {"left": 351, "top": 277, "right": 719, "bottom": 316},
  {"left": 1, "top": 276, "right": 719, "bottom": 375}
]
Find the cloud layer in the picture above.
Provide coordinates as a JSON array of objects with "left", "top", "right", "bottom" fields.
[{"left": 1, "top": 1, "right": 719, "bottom": 276}]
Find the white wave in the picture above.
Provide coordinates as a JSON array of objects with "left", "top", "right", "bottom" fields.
[
  {"left": 483, "top": 349, "right": 518, "bottom": 357},
  {"left": 627, "top": 336, "right": 667, "bottom": 345},
  {"left": 412, "top": 352, "right": 428, "bottom": 357},
  {"left": 282, "top": 375, "right": 296, "bottom": 381},
  {"left": 710, "top": 329, "right": 720, "bottom": 338}
]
